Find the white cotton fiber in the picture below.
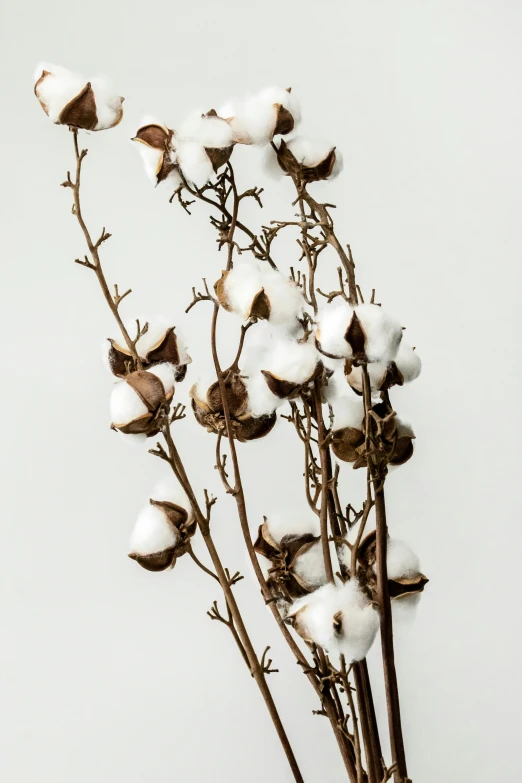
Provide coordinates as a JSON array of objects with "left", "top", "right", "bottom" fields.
[
  {"left": 386, "top": 539, "right": 421, "bottom": 580},
  {"left": 262, "top": 337, "right": 318, "bottom": 383},
  {"left": 34, "top": 62, "right": 87, "bottom": 123},
  {"left": 355, "top": 304, "right": 403, "bottom": 363},
  {"left": 293, "top": 541, "right": 327, "bottom": 590},
  {"left": 178, "top": 110, "right": 234, "bottom": 148},
  {"left": 345, "top": 361, "right": 389, "bottom": 393},
  {"left": 176, "top": 141, "right": 215, "bottom": 188},
  {"left": 147, "top": 363, "right": 175, "bottom": 394},
  {"left": 135, "top": 316, "right": 190, "bottom": 366},
  {"left": 290, "top": 579, "right": 379, "bottom": 663},
  {"left": 134, "top": 142, "right": 163, "bottom": 185},
  {"left": 89, "top": 76, "right": 123, "bottom": 130},
  {"left": 330, "top": 387, "right": 365, "bottom": 431},
  {"left": 150, "top": 476, "right": 194, "bottom": 524},
  {"left": 243, "top": 371, "right": 282, "bottom": 417},
  {"left": 394, "top": 341, "right": 421, "bottom": 383},
  {"left": 264, "top": 511, "right": 320, "bottom": 546},
  {"left": 110, "top": 380, "right": 148, "bottom": 424},
  {"left": 129, "top": 503, "right": 179, "bottom": 556},
  {"left": 260, "top": 266, "right": 305, "bottom": 325},
  {"left": 220, "top": 86, "right": 300, "bottom": 145},
  {"left": 223, "top": 261, "right": 265, "bottom": 320},
  {"left": 316, "top": 299, "right": 354, "bottom": 358}
]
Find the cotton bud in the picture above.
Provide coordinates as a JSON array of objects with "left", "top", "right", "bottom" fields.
[
  {"left": 254, "top": 515, "right": 325, "bottom": 598},
  {"left": 316, "top": 300, "right": 403, "bottom": 364},
  {"left": 288, "top": 581, "right": 379, "bottom": 663},
  {"left": 220, "top": 86, "right": 300, "bottom": 146},
  {"left": 190, "top": 371, "right": 276, "bottom": 442},
  {"left": 356, "top": 531, "right": 428, "bottom": 602},
  {"left": 260, "top": 338, "right": 321, "bottom": 399},
  {"left": 110, "top": 370, "right": 173, "bottom": 437},
  {"left": 108, "top": 325, "right": 190, "bottom": 382},
  {"left": 128, "top": 485, "right": 196, "bottom": 572},
  {"left": 215, "top": 260, "right": 305, "bottom": 326},
  {"left": 132, "top": 119, "right": 180, "bottom": 187},
  {"left": 34, "top": 64, "right": 124, "bottom": 131},
  {"left": 273, "top": 137, "right": 342, "bottom": 182}
]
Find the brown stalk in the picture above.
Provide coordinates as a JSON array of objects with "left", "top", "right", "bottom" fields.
[
  {"left": 63, "top": 131, "right": 304, "bottom": 783},
  {"left": 361, "top": 366, "right": 408, "bottom": 783}
]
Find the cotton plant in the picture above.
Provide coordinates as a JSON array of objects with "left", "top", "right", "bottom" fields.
[{"left": 35, "top": 63, "right": 427, "bottom": 783}]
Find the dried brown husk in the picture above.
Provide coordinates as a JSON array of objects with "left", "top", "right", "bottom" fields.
[
  {"left": 273, "top": 104, "right": 295, "bottom": 136},
  {"left": 331, "top": 426, "right": 365, "bottom": 462},
  {"left": 275, "top": 139, "right": 338, "bottom": 183},
  {"left": 59, "top": 82, "right": 98, "bottom": 130},
  {"left": 108, "top": 339, "right": 134, "bottom": 377},
  {"left": 254, "top": 522, "right": 320, "bottom": 599},
  {"left": 356, "top": 530, "right": 428, "bottom": 600},
  {"left": 128, "top": 548, "right": 178, "bottom": 572},
  {"left": 205, "top": 145, "right": 234, "bottom": 172},
  {"left": 111, "top": 370, "right": 173, "bottom": 437},
  {"left": 132, "top": 123, "right": 176, "bottom": 184},
  {"left": 206, "top": 373, "right": 248, "bottom": 417},
  {"left": 235, "top": 411, "right": 277, "bottom": 442}
]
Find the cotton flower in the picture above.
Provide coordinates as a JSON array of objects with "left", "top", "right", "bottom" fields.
[
  {"left": 316, "top": 300, "right": 403, "bottom": 364},
  {"left": 253, "top": 515, "right": 325, "bottom": 597},
  {"left": 289, "top": 580, "right": 379, "bottom": 663},
  {"left": 34, "top": 63, "right": 124, "bottom": 131},
  {"left": 356, "top": 531, "right": 429, "bottom": 602},
  {"left": 273, "top": 137, "right": 342, "bottom": 182},
  {"left": 190, "top": 371, "right": 277, "bottom": 442},
  {"left": 110, "top": 369, "right": 173, "bottom": 437},
  {"left": 215, "top": 260, "right": 305, "bottom": 326},
  {"left": 108, "top": 321, "right": 190, "bottom": 382},
  {"left": 220, "top": 86, "right": 300, "bottom": 146},
  {"left": 128, "top": 479, "right": 196, "bottom": 572}
]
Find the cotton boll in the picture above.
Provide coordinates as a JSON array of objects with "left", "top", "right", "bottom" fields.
[
  {"left": 263, "top": 337, "right": 318, "bottom": 384},
  {"left": 135, "top": 316, "right": 190, "bottom": 366},
  {"left": 286, "top": 137, "right": 335, "bottom": 168},
  {"left": 394, "top": 341, "right": 421, "bottom": 383},
  {"left": 292, "top": 541, "right": 327, "bottom": 590},
  {"left": 386, "top": 539, "right": 421, "bottom": 580},
  {"left": 258, "top": 86, "right": 301, "bottom": 128},
  {"left": 260, "top": 266, "right": 305, "bottom": 325},
  {"left": 355, "top": 304, "right": 403, "bottom": 363},
  {"left": 222, "top": 261, "right": 265, "bottom": 320},
  {"left": 316, "top": 299, "right": 354, "bottom": 359},
  {"left": 147, "top": 362, "right": 175, "bottom": 394},
  {"left": 264, "top": 511, "right": 320, "bottom": 546},
  {"left": 34, "top": 62, "right": 87, "bottom": 123},
  {"left": 110, "top": 380, "right": 148, "bottom": 424},
  {"left": 150, "top": 477, "right": 194, "bottom": 524},
  {"left": 129, "top": 503, "right": 179, "bottom": 557},
  {"left": 178, "top": 110, "right": 234, "bottom": 148},
  {"left": 177, "top": 141, "right": 215, "bottom": 188},
  {"left": 220, "top": 86, "right": 299, "bottom": 145}
]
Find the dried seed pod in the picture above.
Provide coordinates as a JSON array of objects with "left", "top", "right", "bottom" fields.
[
  {"left": 214, "top": 270, "right": 271, "bottom": 320},
  {"left": 128, "top": 490, "right": 196, "bottom": 573},
  {"left": 110, "top": 370, "right": 173, "bottom": 437},
  {"left": 132, "top": 120, "right": 177, "bottom": 186},
  {"left": 356, "top": 532, "right": 428, "bottom": 601},
  {"left": 34, "top": 64, "right": 124, "bottom": 130},
  {"left": 331, "top": 425, "right": 365, "bottom": 463},
  {"left": 108, "top": 339, "right": 134, "bottom": 377},
  {"left": 274, "top": 138, "right": 341, "bottom": 182}
]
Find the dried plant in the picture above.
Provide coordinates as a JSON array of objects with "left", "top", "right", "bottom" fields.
[{"left": 34, "top": 62, "right": 428, "bottom": 783}]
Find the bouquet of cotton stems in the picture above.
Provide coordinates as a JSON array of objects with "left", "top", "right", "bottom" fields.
[{"left": 35, "top": 63, "right": 428, "bottom": 783}]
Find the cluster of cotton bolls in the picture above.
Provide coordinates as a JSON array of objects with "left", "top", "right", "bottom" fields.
[
  {"left": 34, "top": 63, "right": 124, "bottom": 131},
  {"left": 128, "top": 477, "right": 196, "bottom": 572}
]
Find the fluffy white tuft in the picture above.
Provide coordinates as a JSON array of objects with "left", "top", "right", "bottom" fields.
[
  {"left": 178, "top": 110, "right": 234, "bottom": 148},
  {"left": 176, "top": 141, "right": 214, "bottom": 188},
  {"left": 150, "top": 476, "right": 195, "bottom": 523},
  {"left": 292, "top": 541, "right": 327, "bottom": 590},
  {"left": 316, "top": 298, "right": 354, "bottom": 358},
  {"left": 147, "top": 363, "right": 176, "bottom": 394},
  {"left": 224, "top": 260, "right": 304, "bottom": 325},
  {"left": 89, "top": 76, "right": 123, "bottom": 130},
  {"left": 223, "top": 261, "right": 266, "bottom": 320},
  {"left": 220, "top": 86, "right": 300, "bottom": 145},
  {"left": 133, "top": 142, "right": 163, "bottom": 185},
  {"left": 290, "top": 580, "right": 379, "bottom": 663},
  {"left": 386, "top": 539, "right": 421, "bottom": 580},
  {"left": 129, "top": 503, "right": 179, "bottom": 556},
  {"left": 262, "top": 337, "right": 318, "bottom": 383},
  {"left": 243, "top": 371, "right": 282, "bottom": 417},
  {"left": 135, "top": 316, "right": 190, "bottom": 366},
  {"left": 286, "top": 136, "right": 342, "bottom": 178},
  {"left": 395, "top": 341, "right": 421, "bottom": 383},
  {"left": 34, "top": 62, "right": 87, "bottom": 123},
  {"left": 355, "top": 304, "right": 403, "bottom": 363},
  {"left": 264, "top": 511, "right": 320, "bottom": 546},
  {"left": 110, "top": 380, "right": 148, "bottom": 425}
]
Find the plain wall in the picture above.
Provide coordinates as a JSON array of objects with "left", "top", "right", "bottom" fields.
[{"left": 1, "top": 1, "right": 521, "bottom": 781}]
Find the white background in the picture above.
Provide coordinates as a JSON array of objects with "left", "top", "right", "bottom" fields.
[{"left": 1, "top": 1, "right": 521, "bottom": 781}]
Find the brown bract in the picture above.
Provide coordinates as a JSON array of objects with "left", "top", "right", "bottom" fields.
[
  {"left": 129, "top": 499, "right": 197, "bottom": 572},
  {"left": 34, "top": 71, "right": 123, "bottom": 130},
  {"left": 190, "top": 371, "right": 276, "bottom": 442},
  {"left": 332, "top": 402, "right": 415, "bottom": 469},
  {"left": 275, "top": 139, "right": 338, "bottom": 183},
  {"left": 111, "top": 370, "right": 174, "bottom": 437},
  {"left": 108, "top": 327, "right": 189, "bottom": 381},
  {"left": 254, "top": 520, "right": 321, "bottom": 600},
  {"left": 261, "top": 361, "right": 322, "bottom": 400},
  {"left": 214, "top": 270, "right": 271, "bottom": 320}
]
